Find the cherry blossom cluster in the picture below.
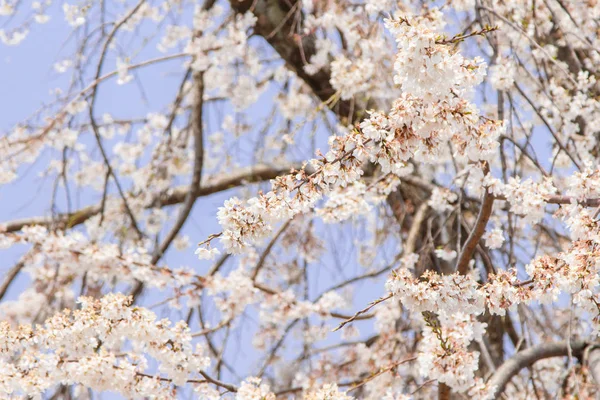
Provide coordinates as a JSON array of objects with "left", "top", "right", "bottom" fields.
[
  {"left": 500, "top": 177, "right": 557, "bottom": 224},
  {"left": 360, "top": 14, "right": 503, "bottom": 166},
  {"left": 317, "top": 174, "right": 402, "bottom": 223},
  {"left": 215, "top": 130, "right": 367, "bottom": 253},
  {"left": 0, "top": 226, "right": 199, "bottom": 324},
  {"left": 234, "top": 378, "right": 354, "bottom": 400},
  {"left": 212, "top": 11, "right": 505, "bottom": 255},
  {"left": 0, "top": 293, "right": 210, "bottom": 398},
  {"left": 1, "top": 226, "right": 194, "bottom": 288},
  {"left": 384, "top": 207, "right": 600, "bottom": 392},
  {"left": 1, "top": 224, "right": 353, "bottom": 333},
  {"left": 418, "top": 312, "right": 491, "bottom": 394}
]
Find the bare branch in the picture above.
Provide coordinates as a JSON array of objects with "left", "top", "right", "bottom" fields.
[
  {"left": 455, "top": 164, "right": 495, "bottom": 275},
  {"left": 487, "top": 341, "right": 589, "bottom": 398},
  {"left": 2, "top": 165, "right": 297, "bottom": 233},
  {"left": 333, "top": 293, "right": 392, "bottom": 332},
  {"left": 0, "top": 261, "right": 24, "bottom": 301}
]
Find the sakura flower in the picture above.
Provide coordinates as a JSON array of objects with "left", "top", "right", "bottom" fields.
[
  {"left": 116, "top": 57, "right": 134, "bottom": 85},
  {"left": 195, "top": 246, "right": 221, "bottom": 260},
  {"left": 435, "top": 248, "right": 457, "bottom": 261},
  {"left": 489, "top": 60, "right": 516, "bottom": 91},
  {"left": 483, "top": 228, "right": 504, "bottom": 250},
  {"left": 428, "top": 187, "right": 458, "bottom": 212},
  {"left": 63, "top": 3, "right": 87, "bottom": 27},
  {"left": 236, "top": 377, "right": 275, "bottom": 400}
]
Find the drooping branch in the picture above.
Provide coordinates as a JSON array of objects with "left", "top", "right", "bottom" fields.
[
  {"left": 151, "top": 72, "right": 205, "bottom": 263},
  {"left": 131, "top": 73, "right": 206, "bottom": 302},
  {"left": 87, "top": 0, "right": 148, "bottom": 240}
]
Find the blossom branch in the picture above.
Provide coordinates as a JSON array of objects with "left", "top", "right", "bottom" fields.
[
  {"left": 251, "top": 218, "right": 292, "bottom": 281},
  {"left": 333, "top": 293, "right": 393, "bottom": 332},
  {"left": 86, "top": 0, "right": 149, "bottom": 240},
  {"left": 345, "top": 356, "right": 417, "bottom": 392},
  {"left": 198, "top": 370, "right": 238, "bottom": 393}
]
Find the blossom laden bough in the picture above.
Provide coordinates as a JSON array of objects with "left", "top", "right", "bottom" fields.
[{"left": 0, "top": 293, "right": 211, "bottom": 398}]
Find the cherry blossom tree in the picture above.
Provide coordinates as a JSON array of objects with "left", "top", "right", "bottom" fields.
[{"left": 2, "top": 0, "right": 600, "bottom": 399}]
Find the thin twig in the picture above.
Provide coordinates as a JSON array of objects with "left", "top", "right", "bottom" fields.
[{"left": 333, "top": 293, "right": 393, "bottom": 332}]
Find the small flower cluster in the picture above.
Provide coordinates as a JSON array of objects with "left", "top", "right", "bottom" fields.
[
  {"left": 567, "top": 166, "right": 600, "bottom": 200},
  {"left": 304, "top": 384, "right": 354, "bottom": 400},
  {"left": 234, "top": 379, "right": 354, "bottom": 400},
  {"left": 428, "top": 187, "right": 458, "bottom": 212},
  {"left": 236, "top": 377, "right": 276, "bottom": 400},
  {"left": 330, "top": 55, "right": 375, "bottom": 100},
  {"left": 1, "top": 226, "right": 194, "bottom": 290},
  {"left": 502, "top": 177, "right": 557, "bottom": 224},
  {"left": 418, "top": 312, "right": 487, "bottom": 392},
  {"left": 317, "top": 174, "right": 402, "bottom": 223},
  {"left": 386, "top": 268, "right": 485, "bottom": 316}
]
